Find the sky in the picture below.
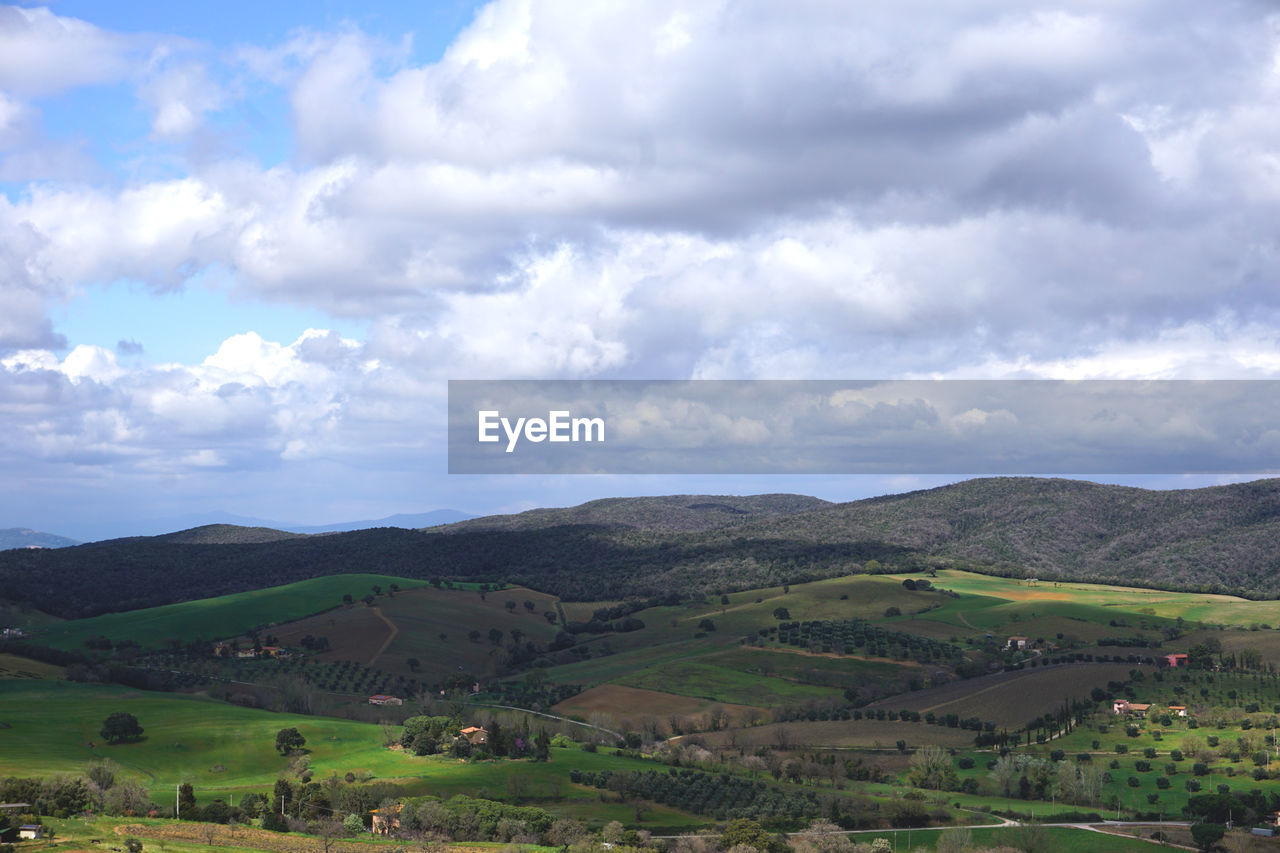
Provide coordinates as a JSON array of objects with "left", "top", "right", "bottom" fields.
[{"left": 2, "top": 0, "right": 1280, "bottom": 541}]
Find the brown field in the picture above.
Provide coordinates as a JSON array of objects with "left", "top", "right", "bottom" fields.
[
  {"left": 1206, "top": 626, "right": 1280, "bottom": 659},
  {"left": 249, "top": 585, "right": 562, "bottom": 680},
  {"left": 701, "top": 718, "right": 978, "bottom": 750},
  {"left": 553, "top": 683, "right": 760, "bottom": 721},
  {"left": 561, "top": 600, "right": 621, "bottom": 621},
  {"left": 865, "top": 662, "right": 1147, "bottom": 728},
  {"left": 267, "top": 603, "right": 391, "bottom": 664},
  {"left": 884, "top": 617, "right": 966, "bottom": 640},
  {"left": 113, "top": 821, "right": 495, "bottom": 853},
  {"left": 0, "top": 652, "right": 63, "bottom": 680}
]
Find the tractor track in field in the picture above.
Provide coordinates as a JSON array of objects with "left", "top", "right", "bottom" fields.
[{"left": 367, "top": 606, "right": 399, "bottom": 667}]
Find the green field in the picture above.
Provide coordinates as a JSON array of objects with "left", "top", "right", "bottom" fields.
[
  {"left": 13, "top": 565, "right": 1280, "bottom": 841},
  {"left": 0, "top": 679, "right": 706, "bottom": 830},
  {"left": 619, "top": 659, "right": 839, "bottom": 706},
  {"left": 33, "top": 574, "right": 429, "bottom": 651},
  {"left": 0, "top": 680, "right": 408, "bottom": 791},
  {"left": 857, "top": 825, "right": 1193, "bottom": 852},
  {"left": 915, "top": 570, "right": 1280, "bottom": 628}
]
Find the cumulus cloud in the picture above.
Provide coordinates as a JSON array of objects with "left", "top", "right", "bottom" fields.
[
  {"left": 0, "top": 5, "right": 143, "bottom": 96},
  {"left": 139, "top": 52, "right": 225, "bottom": 138},
  {"left": 0, "top": 329, "right": 419, "bottom": 482}
]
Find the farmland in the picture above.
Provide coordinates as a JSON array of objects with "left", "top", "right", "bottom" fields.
[
  {"left": 10, "top": 548, "right": 1280, "bottom": 849},
  {"left": 31, "top": 574, "right": 430, "bottom": 652},
  {"left": 551, "top": 684, "right": 760, "bottom": 721},
  {"left": 865, "top": 662, "right": 1145, "bottom": 728}
]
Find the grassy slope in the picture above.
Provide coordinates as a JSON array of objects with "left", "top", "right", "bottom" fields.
[
  {"left": 0, "top": 680, "right": 703, "bottom": 830},
  {"left": 924, "top": 569, "right": 1279, "bottom": 626},
  {"left": 33, "top": 574, "right": 429, "bottom": 651}
]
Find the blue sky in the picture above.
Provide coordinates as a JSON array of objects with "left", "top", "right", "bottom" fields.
[{"left": 2, "top": 0, "right": 1279, "bottom": 540}]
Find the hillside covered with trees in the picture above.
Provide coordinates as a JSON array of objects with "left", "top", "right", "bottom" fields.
[{"left": 6, "top": 478, "right": 1280, "bottom": 618}]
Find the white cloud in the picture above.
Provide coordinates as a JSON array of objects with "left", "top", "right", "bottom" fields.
[
  {"left": 0, "top": 5, "right": 143, "bottom": 96},
  {"left": 139, "top": 53, "right": 224, "bottom": 138},
  {"left": 1, "top": 0, "right": 1280, "bottom": 520}
]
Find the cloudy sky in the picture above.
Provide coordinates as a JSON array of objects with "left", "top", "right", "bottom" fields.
[{"left": 2, "top": 0, "right": 1279, "bottom": 540}]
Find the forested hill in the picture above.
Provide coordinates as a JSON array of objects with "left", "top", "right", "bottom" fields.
[
  {"left": 442, "top": 493, "right": 831, "bottom": 534},
  {"left": 6, "top": 478, "right": 1280, "bottom": 619}
]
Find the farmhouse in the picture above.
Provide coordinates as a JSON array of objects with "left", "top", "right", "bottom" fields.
[
  {"left": 19, "top": 825, "right": 44, "bottom": 840},
  {"left": 1006, "top": 636, "right": 1029, "bottom": 650},
  {"left": 1165, "top": 653, "right": 1188, "bottom": 667},
  {"left": 460, "top": 726, "right": 489, "bottom": 745},
  {"left": 1169, "top": 704, "right": 1187, "bottom": 717},
  {"left": 368, "top": 694, "right": 403, "bottom": 706},
  {"left": 1, "top": 627, "right": 25, "bottom": 639},
  {"left": 372, "top": 803, "right": 403, "bottom": 835}
]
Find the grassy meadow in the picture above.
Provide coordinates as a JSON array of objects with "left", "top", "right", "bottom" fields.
[{"left": 32, "top": 575, "right": 429, "bottom": 652}]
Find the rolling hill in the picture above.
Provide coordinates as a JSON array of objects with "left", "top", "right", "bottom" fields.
[{"left": 7, "top": 478, "right": 1280, "bottom": 619}]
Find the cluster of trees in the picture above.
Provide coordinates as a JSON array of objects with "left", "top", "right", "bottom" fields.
[
  {"left": 398, "top": 795, "right": 557, "bottom": 841},
  {"left": 577, "top": 767, "right": 822, "bottom": 823},
  {"left": 16, "top": 479, "right": 1280, "bottom": 621},
  {"left": 1, "top": 767, "right": 152, "bottom": 819},
  {"left": 481, "top": 677, "right": 583, "bottom": 713},
  {"left": 763, "top": 620, "right": 964, "bottom": 664},
  {"left": 399, "top": 715, "right": 463, "bottom": 756},
  {"left": 396, "top": 714, "right": 551, "bottom": 761},
  {"left": 298, "top": 634, "right": 330, "bottom": 651},
  {"left": 987, "top": 754, "right": 1108, "bottom": 805}
]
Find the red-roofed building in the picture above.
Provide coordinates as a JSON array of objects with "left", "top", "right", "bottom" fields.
[{"left": 460, "top": 726, "right": 488, "bottom": 745}]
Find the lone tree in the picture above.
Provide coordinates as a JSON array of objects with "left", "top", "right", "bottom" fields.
[
  {"left": 1190, "top": 823, "right": 1224, "bottom": 852},
  {"left": 100, "top": 712, "right": 144, "bottom": 744},
  {"left": 275, "top": 727, "right": 306, "bottom": 754}
]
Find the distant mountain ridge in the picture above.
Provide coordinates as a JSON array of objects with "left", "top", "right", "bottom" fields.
[
  {"left": 57, "top": 509, "right": 477, "bottom": 542},
  {"left": 0, "top": 528, "right": 80, "bottom": 551},
  {"left": 7, "top": 479, "right": 1280, "bottom": 619}
]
